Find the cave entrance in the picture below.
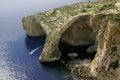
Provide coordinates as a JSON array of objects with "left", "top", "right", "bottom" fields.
[
  {"left": 58, "top": 40, "right": 96, "bottom": 62},
  {"left": 58, "top": 15, "right": 96, "bottom": 62}
]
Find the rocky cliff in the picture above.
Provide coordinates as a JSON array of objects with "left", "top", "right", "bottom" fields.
[
  {"left": 23, "top": 1, "right": 120, "bottom": 62},
  {"left": 70, "top": 17, "right": 120, "bottom": 80},
  {"left": 22, "top": 1, "right": 120, "bottom": 79}
]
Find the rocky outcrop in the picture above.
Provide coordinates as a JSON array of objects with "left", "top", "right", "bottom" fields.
[
  {"left": 22, "top": 1, "right": 120, "bottom": 62},
  {"left": 90, "top": 18, "right": 120, "bottom": 80},
  {"left": 22, "top": 0, "right": 120, "bottom": 79},
  {"left": 70, "top": 17, "right": 120, "bottom": 80}
]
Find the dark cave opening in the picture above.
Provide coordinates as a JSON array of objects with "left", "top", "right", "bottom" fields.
[
  {"left": 58, "top": 16, "right": 96, "bottom": 63},
  {"left": 58, "top": 39, "right": 96, "bottom": 62}
]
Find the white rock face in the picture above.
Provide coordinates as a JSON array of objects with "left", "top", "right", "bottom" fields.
[{"left": 115, "top": 2, "right": 120, "bottom": 8}]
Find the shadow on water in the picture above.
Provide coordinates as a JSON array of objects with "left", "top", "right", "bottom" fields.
[
  {"left": 0, "top": 0, "right": 99, "bottom": 79},
  {"left": 25, "top": 36, "right": 73, "bottom": 80},
  {"left": 59, "top": 39, "right": 96, "bottom": 62},
  {"left": 25, "top": 35, "right": 45, "bottom": 53},
  {"left": 25, "top": 35, "right": 96, "bottom": 68},
  {"left": 25, "top": 36, "right": 63, "bottom": 67},
  {"left": 25, "top": 35, "right": 96, "bottom": 67}
]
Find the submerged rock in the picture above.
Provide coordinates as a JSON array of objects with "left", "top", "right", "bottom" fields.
[{"left": 67, "top": 53, "right": 78, "bottom": 59}]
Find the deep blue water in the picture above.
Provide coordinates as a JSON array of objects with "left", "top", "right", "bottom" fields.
[{"left": 0, "top": 0, "right": 97, "bottom": 80}]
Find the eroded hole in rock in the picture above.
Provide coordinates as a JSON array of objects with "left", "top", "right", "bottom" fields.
[
  {"left": 59, "top": 40, "right": 96, "bottom": 62},
  {"left": 58, "top": 15, "right": 96, "bottom": 63}
]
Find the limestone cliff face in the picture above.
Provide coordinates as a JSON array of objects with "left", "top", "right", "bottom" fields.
[
  {"left": 90, "top": 19, "right": 120, "bottom": 80},
  {"left": 22, "top": 1, "right": 120, "bottom": 79},
  {"left": 71, "top": 18, "right": 120, "bottom": 80},
  {"left": 22, "top": 1, "right": 120, "bottom": 62}
]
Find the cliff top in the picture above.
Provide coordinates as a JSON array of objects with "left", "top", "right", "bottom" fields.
[{"left": 28, "top": 1, "right": 120, "bottom": 35}]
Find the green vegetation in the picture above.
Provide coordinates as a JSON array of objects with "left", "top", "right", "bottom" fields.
[
  {"left": 109, "top": 60, "right": 119, "bottom": 70},
  {"left": 111, "top": 17, "right": 120, "bottom": 22},
  {"left": 86, "top": 3, "right": 92, "bottom": 8},
  {"left": 106, "top": 15, "right": 120, "bottom": 22},
  {"left": 100, "top": 3, "right": 116, "bottom": 11},
  {"left": 81, "top": 8, "right": 87, "bottom": 12}
]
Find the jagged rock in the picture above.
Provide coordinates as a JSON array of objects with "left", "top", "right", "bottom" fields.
[
  {"left": 90, "top": 18, "right": 120, "bottom": 80},
  {"left": 71, "top": 18, "right": 120, "bottom": 80}
]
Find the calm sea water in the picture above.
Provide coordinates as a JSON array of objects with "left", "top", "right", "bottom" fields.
[{"left": 0, "top": 0, "right": 98, "bottom": 80}]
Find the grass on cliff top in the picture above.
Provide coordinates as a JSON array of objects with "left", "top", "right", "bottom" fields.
[
  {"left": 59, "top": 0, "right": 117, "bottom": 16},
  {"left": 87, "top": 1, "right": 118, "bottom": 13},
  {"left": 35, "top": 0, "right": 118, "bottom": 29},
  {"left": 42, "top": 0, "right": 117, "bottom": 14},
  {"left": 42, "top": 0, "right": 117, "bottom": 16}
]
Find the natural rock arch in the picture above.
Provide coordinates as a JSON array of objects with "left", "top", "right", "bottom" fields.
[
  {"left": 38, "top": 14, "right": 97, "bottom": 62},
  {"left": 22, "top": 1, "right": 120, "bottom": 79}
]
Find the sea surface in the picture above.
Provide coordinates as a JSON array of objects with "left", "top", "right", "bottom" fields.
[{"left": 0, "top": 0, "right": 97, "bottom": 80}]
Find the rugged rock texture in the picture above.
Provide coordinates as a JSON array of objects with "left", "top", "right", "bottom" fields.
[
  {"left": 90, "top": 19, "right": 120, "bottom": 80},
  {"left": 23, "top": 1, "right": 120, "bottom": 62},
  {"left": 22, "top": 1, "right": 120, "bottom": 79},
  {"left": 70, "top": 18, "right": 120, "bottom": 80}
]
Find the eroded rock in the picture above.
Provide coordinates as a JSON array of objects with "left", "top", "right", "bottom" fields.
[
  {"left": 22, "top": 0, "right": 120, "bottom": 80},
  {"left": 22, "top": 0, "right": 120, "bottom": 65}
]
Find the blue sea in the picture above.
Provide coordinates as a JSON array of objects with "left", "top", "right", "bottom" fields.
[{"left": 0, "top": 0, "right": 98, "bottom": 80}]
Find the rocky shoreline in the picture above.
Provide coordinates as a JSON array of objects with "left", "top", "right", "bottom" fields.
[{"left": 22, "top": 0, "right": 120, "bottom": 80}]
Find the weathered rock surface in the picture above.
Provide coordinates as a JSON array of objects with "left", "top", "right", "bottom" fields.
[
  {"left": 70, "top": 18, "right": 120, "bottom": 80},
  {"left": 22, "top": 0, "right": 120, "bottom": 80},
  {"left": 69, "top": 1, "right": 120, "bottom": 80},
  {"left": 22, "top": 1, "right": 120, "bottom": 62}
]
